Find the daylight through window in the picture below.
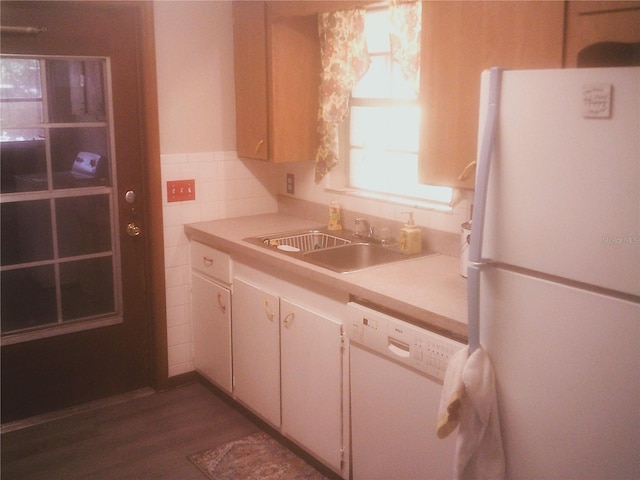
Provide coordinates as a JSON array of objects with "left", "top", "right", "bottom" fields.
[{"left": 345, "top": 5, "right": 453, "bottom": 204}]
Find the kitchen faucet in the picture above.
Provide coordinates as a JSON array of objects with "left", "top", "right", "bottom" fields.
[
  {"left": 354, "top": 217, "right": 374, "bottom": 239},
  {"left": 354, "top": 217, "right": 395, "bottom": 245}
]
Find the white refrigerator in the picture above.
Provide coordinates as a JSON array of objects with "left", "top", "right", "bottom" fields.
[{"left": 468, "top": 67, "right": 639, "bottom": 479}]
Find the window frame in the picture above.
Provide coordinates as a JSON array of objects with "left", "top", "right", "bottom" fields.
[{"left": 335, "top": 5, "right": 454, "bottom": 209}]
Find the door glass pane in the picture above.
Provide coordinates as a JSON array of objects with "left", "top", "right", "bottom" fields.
[
  {"left": 47, "top": 59, "right": 106, "bottom": 123},
  {"left": 1, "top": 57, "right": 47, "bottom": 194},
  {"left": 0, "top": 57, "right": 43, "bottom": 123},
  {"left": 1, "top": 134, "right": 47, "bottom": 193},
  {"left": 50, "top": 127, "right": 109, "bottom": 189},
  {"left": 1, "top": 199, "right": 53, "bottom": 265},
  {"left": 56, "top": 194, "right": 112, "bottom": 258},
  {"left": 1, "top": 266, "right": 57, "bottom": 332},
  {"left": 60, "top": 257, "right": 114, "bottom": 321},
  {"left": 0, "top": 100, "right": 43, "bottom": 127}
]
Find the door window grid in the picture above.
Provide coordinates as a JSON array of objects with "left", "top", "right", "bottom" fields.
[{"left": 0, "top": 55, "right": 122, "bottom": 343}]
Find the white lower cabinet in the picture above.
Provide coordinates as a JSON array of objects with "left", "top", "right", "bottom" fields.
[
  {"left": 280, "top": 298, "right": 344, "bottom": 472},
  {"left": 190, "top": 243, "right": 232, "bottom": 394},
  {"left": 231, "top": 277, "right": 281, "bottom": 427},
  {"left": 232, "top": 267, "right": 347, "bottom": 477}
]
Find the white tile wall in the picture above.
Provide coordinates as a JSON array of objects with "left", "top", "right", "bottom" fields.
[
  {"left": 275, "top": 160, "right": 474, "bottom": 234},
  {"left": 161, "top": 151, "right": 278, "bottom": 377}
]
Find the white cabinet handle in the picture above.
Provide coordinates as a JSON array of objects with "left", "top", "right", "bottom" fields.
[
  {"left": 217, "top": 292, "right": 226, "bottom": 313},
  {"left": 202, "top": 256, "right": 213, "bottom": 267},
  {"left": 264, "top": 299, "right": 274, "bottom": 321},
  {"left": 457, "top": 160, "right": 476, "bottom": 181},
  {"left": 283, "top": 312, "right": 295, "bottom": 328}
]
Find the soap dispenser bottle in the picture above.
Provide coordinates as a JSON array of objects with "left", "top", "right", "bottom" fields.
[
  {"left": 327, "top": 200, "right": 342, "bottom": 231},
  {"left": 399, "top": 212, "right": 422, "bottom": 255}
]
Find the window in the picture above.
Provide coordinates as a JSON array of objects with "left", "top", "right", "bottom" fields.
[
  {"left": 0, "top": 58, "right": 44, "bottom": 142},
  {"left": 342, "top": 6, "right": 453, "bottom": 205},
  {"left": 1, "top": 55, "right": 122, "bottom": 342}
]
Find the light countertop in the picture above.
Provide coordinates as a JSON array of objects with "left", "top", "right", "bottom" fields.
[{"left": 185, "top": 213, "right": 468, "bottom": 341}]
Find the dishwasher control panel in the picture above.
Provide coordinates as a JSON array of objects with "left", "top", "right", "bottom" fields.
[{"left": 346, "top": 302, "right": 465, "bottom": 381}]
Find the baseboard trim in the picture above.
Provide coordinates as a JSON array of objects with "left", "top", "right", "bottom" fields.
[{"left": 162, "top": 371, "right": 199, "bottom": 391}]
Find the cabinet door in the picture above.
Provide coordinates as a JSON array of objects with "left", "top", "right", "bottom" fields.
[
  {"left": 233, "top": 1, "right": 269, "bottom": 160},
  {"left": 268, "top": 13, "right": 321, "bottom": 162},
  {"left": 419, "top": 1, "right": 564, "bottom": 189},
  {"left": 280, "top": 298, "right": 343, "bottom": 472},
  {"left": 233, "top": 2, "right": 321, "bottom": 163},
  {"left": 191, "top": 272, "right": 232, "bottom": 393},
  {"left": 232, "top": 277, "right": 281, "bottom": 427}
]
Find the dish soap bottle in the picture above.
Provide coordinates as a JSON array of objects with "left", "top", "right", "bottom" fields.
[
  {"left": 327, "top": 200, "right": 342, "bottom": 231},
  {"left": 399, "top": 212, "right": 421, "bottom": 255}
]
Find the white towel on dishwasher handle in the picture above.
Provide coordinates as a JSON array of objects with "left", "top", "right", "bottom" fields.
[
  {"left": 437, "top": 346, "right": 506, "bottom": 480},
  {"left": 437, "top": 346, "right": 468, "bottom": 439}
]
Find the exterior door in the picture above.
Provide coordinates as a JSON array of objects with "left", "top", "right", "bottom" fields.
[{"left": 1, "top": 1, "right": 156, "bottom": 423}]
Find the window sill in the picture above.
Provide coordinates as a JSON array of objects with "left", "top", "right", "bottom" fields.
[{"left": 324, "top": 186, "right": 458, "bottom": 214}]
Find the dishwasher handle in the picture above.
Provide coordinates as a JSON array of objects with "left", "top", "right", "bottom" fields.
[{"left": 388, "top": 337, "right": 410, "bottom": 358}]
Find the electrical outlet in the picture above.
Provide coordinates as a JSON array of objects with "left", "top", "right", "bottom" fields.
[
  {"left": 286, "top": 173, "right": 295, "bottom": 195},
  {"left": 167, "top": 179, "right": 195, "bottom": 202}
]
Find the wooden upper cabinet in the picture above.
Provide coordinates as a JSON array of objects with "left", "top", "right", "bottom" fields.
[
  {"left": 233, "top": 2, "right": 269, "bottom": 160},
  {"left": 564, "top": 1, "right": 640, "bottom": 67},
  {"left": 268, "top": 12, "right": 321, "bottom": 162},
  {"left": 233, "top": 1, "right": 321, "bottom": 163},
  {"left": 418, "top": 1, "right": 565, "bottom": 189}
]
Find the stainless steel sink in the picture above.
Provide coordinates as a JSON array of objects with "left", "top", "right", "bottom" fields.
[
  {"left": 302, "top": 242, "right": 414, "bottom": 273},
  {"left": 245, "top": 228, "right": 435, "bottom": 273}
]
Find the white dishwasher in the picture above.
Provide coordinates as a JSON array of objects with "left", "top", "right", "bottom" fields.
[{"left": 346, "top": 302, "right": 464, "bottom": 480}]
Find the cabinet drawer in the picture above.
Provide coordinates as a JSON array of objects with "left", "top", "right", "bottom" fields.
[{"left": 191, "top": 241, "right": 232, "bottom": 284}]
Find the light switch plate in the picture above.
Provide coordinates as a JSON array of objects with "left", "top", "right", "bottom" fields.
[{"left": 167, "top": 179, "right": 195, "bottom": 202}]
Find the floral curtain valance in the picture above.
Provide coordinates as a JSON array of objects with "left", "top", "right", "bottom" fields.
[
  {"left": 314, "top": 1, "right": 422, "bottom": 183},
  {"left": 315, "top": 8, "right": 370, "bottom": 183},
  {"left": 389, "top": 1, "right": 422, "bottom": 94}
]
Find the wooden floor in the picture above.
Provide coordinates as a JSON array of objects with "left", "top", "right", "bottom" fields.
[{"left": 0, "top": 381, "right": 289, "bottom": 480}]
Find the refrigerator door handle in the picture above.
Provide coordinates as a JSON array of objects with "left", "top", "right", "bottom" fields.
[
  {"left": 469, "top": 67, "right": 502, "bottom": 264},
  {"left": 467, "top": 264, "right": 481, "bottom": 353},
  {"left": 468, "top": 67, "right": 502, "bottom": 353}
]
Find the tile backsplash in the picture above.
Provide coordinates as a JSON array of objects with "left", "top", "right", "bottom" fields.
[{"left": 161, "top": 151, "right": 278, "bottom": 377}]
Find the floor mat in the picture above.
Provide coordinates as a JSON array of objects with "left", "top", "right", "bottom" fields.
[{"left": 188, "top": 431, "right": 331, "bottom": 480}]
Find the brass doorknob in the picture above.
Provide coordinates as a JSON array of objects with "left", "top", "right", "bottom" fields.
[{"left": 126, "top": 222, "right": 141, "bottom": 237}]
